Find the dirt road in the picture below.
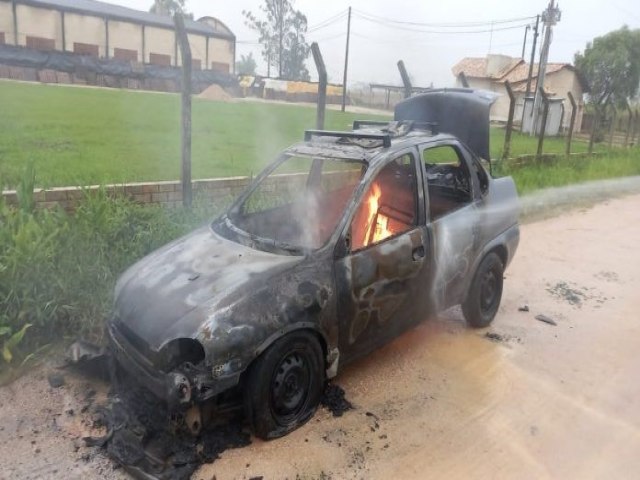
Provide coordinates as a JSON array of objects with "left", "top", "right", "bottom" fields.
[{"left": 1, "top": 193, "right": 639, "bottom": 480}]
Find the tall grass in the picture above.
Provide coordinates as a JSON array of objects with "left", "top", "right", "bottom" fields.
[
  {"left": 493, "top": 150, "right": 640, "bottom": 195},
  {"left": 0, "top": 173, "right": 226, "bottom": 369}
]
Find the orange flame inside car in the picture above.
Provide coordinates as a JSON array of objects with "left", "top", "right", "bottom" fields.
[{"left": 363, "top": 183, "right": 395, "bottom": 246}]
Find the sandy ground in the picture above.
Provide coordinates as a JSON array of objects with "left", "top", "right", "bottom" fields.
[{"left": 1, "top": 192, "right": 639, "bottom": 480}]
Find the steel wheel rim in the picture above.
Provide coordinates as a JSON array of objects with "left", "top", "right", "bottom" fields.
[
  {"left": 270, "top": 350, "right": 311, "bottom": 423},
  {"left": 480, "top": 270, "right": 499, "bottom": 313}
]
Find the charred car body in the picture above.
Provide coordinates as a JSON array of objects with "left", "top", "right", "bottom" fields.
[{"left": 108, "top": 89, "right": 520, "bottom": 439}]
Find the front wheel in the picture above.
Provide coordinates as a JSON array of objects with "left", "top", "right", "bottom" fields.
[
  {"left": 462, "top": 252, "right": 504, "bottom": 328},
  {"left": 244, "top": 331, "right": 324, "bottom": 439}
]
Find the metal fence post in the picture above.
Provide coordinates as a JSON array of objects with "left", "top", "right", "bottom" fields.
[
  {"left": 311, "top": 43, "right": 327, "bottom": 130},
  {"left": 624, "top": 102, "right": 633, "bottom": 147},
  {"left": 502, "top": 81, "right": 516, "bottom": 160},
  {"left": 608, "top": 104, "right": 617, "bottom": 149},
  {"left": 588, "top": 108, "right": 599, "bottom": 154},
  {"left": 536, "top": 88, "right": 550, "bottom": 159},
  {"left": 174, "top": 14, "right": 192, "bottom": 208},
  {"left": 397, "top": 60, "right": 413, "bottom": 99},
  {"left": 566, "top": 91, "right": 577, "bottom": 156}
]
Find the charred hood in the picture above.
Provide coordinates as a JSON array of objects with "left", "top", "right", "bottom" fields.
[
  {"left": 394, "top": 89, "right": 496, "bottom": 160},
  {"left": 113, "top": 226, "right": 302, "bottom": 351}
]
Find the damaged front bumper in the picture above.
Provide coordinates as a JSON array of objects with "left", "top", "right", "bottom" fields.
[{"left": 108, "top": 321, "right": 239, "bottom": 408}]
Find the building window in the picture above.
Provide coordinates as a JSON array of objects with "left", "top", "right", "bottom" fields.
[
  {"left": 211, "top": 61, "right": 229, "bottom": 73},
  {"left": 113, "top": 48, "right": 138, "bottom": 62},
  {"left": 149, "top": 53, "right": 171, "bottom": 66},
  {"left": 73, "top": 42, "right": 99, "bottom": 57},
  {"left": 192, "top": 59, "right": 201, "bottom": 70},
  {"left": 26, "top": 36, "right": 55, "bottom": 51},
  {"left": 0, "top": 33, "right": 5, "bottom": 45}
]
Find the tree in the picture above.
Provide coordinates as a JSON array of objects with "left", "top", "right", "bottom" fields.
[
  {"left": 149, "top": 0, "right": 193, "bottom": 19},
  {"left": 575, "top": 26, "right": 640, "bottom": 108},
  {"left": 282, "top": 11, "right": 310, "bottom": 81},
  {"left": 243, "top": 0, "right": 311, "bottom": 80},
  {"left": 236, "top": 53, "right": 258, "bottom": 76}
]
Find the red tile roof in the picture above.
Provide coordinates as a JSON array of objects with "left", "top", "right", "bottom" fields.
[{"left": 452, "top": 56, "right": 572, "bottom": 83}]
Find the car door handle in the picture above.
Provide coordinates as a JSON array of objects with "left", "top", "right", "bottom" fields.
[{"left": 412, "top": 245, "right": 425, "bottom": 261}]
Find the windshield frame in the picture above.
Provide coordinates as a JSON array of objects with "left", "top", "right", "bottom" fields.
[{"left": 213, "top": 151, "right": 368, "bottom": 256}]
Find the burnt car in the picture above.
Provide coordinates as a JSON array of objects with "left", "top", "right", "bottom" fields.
[{"left": 108, "top": 89, "right": 520, "bottom": 439}]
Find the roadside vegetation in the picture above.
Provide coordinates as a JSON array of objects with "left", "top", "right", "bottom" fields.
[
  {"left": 0, "top": 168, "right": 224, "bottom": 377},
  {"left": 495, "top": 149, "right": 640, "bottom": 195}
]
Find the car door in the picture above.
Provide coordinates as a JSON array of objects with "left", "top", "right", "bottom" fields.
[
  {"left": 421, "top": 140, "right": 483, "bottom": 310},
  {"left": 333, "top": 149, "right": 432, "bottom": 363}
]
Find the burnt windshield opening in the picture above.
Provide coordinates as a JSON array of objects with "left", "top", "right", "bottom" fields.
[{"left": 219, "top": 154, "right": 366, "bottom": 254}]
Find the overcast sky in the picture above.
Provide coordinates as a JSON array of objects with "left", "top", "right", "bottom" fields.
[{"left": 111, "top": 0, "right": 639, "bottom": 87}]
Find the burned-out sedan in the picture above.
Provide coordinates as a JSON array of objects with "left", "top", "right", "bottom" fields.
[{"left": 108, "top": 89, "right": 520, "bottom": 439}]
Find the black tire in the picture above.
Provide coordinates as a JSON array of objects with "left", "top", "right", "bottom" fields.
[
  {"left": 462, "top": 252, "right": 504, "bottom": 328},
  {"left": 244, "top": 331, "right": 324, "bottom": 440}
]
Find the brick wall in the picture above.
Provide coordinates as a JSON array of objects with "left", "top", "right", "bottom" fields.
[
  {"left": 1, "top": 176, "right": 253, "bottom": 212},
  {"left": 1, "top": 170, "right": 363, "bottom": 213}
]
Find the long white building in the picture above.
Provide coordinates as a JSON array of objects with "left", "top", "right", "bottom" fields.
[{"left": 0, "top": 0, "right": 235, "bottom": 73}]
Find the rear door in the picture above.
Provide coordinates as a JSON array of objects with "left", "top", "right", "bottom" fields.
[{"left": 334, "top": 149, "right": 432, "bottom": 362}]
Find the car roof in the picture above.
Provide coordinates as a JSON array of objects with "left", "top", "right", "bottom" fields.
[{"left": 285, "top": 129, "right": 459, "bottom": 166}]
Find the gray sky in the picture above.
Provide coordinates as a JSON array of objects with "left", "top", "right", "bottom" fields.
[{"left": 111, "top": 0, "right": 639, "bottom": 87}]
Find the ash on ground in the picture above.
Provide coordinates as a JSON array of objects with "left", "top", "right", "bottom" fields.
[
  {"left": 546, "top": 281, "right": 606, "bottom": 308},
  {"left": 84, "top": 376, "right": 250, "bottom": 480},
  {"left": 321, "top": 383, "right": 354, "bottom": 417},
  {"left": 484, "top": 332, "right": 523, "bottom": 343}
]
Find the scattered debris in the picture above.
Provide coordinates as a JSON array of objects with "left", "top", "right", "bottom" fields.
[
  {"left": 484, "top": 332, "right": 505, "bottom": 342},
  {"left": 595, "top": 271, "right": 620, "bottom": 283},
  {"left": 484, "top": 332, "right": 522, "bottom": 343},
  {"left": 518, "top": 305, "right": 530, "bottom": 312},
  {"left": 65, "top": 341, "right": 110, "bottom": 379},
  {"left": 84, "top": 376, "right": 251, "bottom": 480},
  {"left": 547, "top": 282, "right": 585, "bottom": 306},
  {"left": 535, "top": 314, "right": 557, "bottom": 326},
  {"left": 321, "top": 383, "right": 353, "bottom": 417},
  {"left": 47, "top": 373, "right": 65, "bottom": 388}
]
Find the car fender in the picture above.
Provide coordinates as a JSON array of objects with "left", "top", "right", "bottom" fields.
[{"left": 462, "top": 223, "right": 520, "bottom": 300}]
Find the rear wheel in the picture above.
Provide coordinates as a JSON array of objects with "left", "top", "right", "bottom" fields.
[
  {"left": 462, "top": 252, "right": 504, "bottom": 328},
  {"left": 244, "top": 331, "right": 324, "bottom": 439}
]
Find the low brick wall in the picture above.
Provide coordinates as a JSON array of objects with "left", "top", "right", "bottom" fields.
[
  {"left": 1, "top": 176, "right": 253, "bottom": 212},
  {"left": 0, "top": 170, "right": 360, "bottom": 212}
]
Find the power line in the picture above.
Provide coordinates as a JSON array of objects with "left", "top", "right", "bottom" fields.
[
  {"left": 308, "top": 31, "right": 347, "bottom": 43},
  {"left": 307, "top": 9, "right": 348, "bottom": 33},
  {"left": 353, "top": 8, "right": 536, "bottom": 29},
  {"left": 352, "top": 14, "right": 532, "bottom": 35}
]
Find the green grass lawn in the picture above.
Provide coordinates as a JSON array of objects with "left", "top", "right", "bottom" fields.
[
  {"left": 0, "top": 81, "right": 387, "bottom": 188},
  {"left": 0, "top": 80, "right": 619, "bottom": 189}
]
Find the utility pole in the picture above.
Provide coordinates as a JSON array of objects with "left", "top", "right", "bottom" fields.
[
  {"left": 524, "top": 15, "right": 540, "bottom": 98},
  {"left": 530, "top": 1, "right": 561, "bottom": 136},
  {"left": 521, "top": 25, "right": 530, "bottom": 59},
  {"left": 341, "top": 6, "right": 352, "bottom": 113}
]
